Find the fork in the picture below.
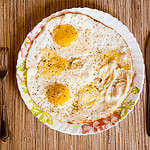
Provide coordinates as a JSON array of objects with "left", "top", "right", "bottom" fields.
[{"left": 0, "top": 47, "right": 9, "bottom": 142}]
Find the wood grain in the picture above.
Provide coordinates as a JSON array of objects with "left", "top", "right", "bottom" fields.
[{"left": 0, "top": 0, "right": 150, "bottom": 149}]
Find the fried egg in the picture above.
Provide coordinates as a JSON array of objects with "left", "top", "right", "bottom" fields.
[{"left": 26, "top": 12, "right": 134, "bottom": 123}]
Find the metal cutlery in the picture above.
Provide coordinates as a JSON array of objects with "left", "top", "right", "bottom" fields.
[
  {"left": 146, "top": 34, "right": 150, "bottom": 136},
  {"left": 0, "top": 47, "right": 9, "bottom": 142}
]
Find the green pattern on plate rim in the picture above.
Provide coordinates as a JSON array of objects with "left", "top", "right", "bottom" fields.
[{"left": 16, "top": 8, "right": 144, "bottom": 135}]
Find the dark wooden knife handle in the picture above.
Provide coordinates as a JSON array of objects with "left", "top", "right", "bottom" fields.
[{"left": 146, "top": 81, "right": 150, "bottom": 136}]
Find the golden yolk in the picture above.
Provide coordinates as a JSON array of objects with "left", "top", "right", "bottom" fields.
[
  {"left": 47, "top": 84, "right": 70, "bottom": 106},
  {"left": 38, "top": 48, "right": 67, "bottom": 78},
  {"left": 102, "top": 50, "right": 121, "bottom": 63},
  {"left": 78, "top": 85, "right": 100, "bottom": 107},
  {"left": 101, "top": 50, "right": 131, "bottom": 70},
  {"left": 53, "top": 24, "right": 77, "bottom": 47}
]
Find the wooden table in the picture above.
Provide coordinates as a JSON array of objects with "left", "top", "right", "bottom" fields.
[{"left": 0, "top": 0, "right": 150, "bottom": 149}]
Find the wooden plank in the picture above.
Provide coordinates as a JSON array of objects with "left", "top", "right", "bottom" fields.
[{"left": 0, "top": 0, "right": 150, "bottom": 150}]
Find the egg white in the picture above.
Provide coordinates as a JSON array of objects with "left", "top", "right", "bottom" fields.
[{"left": 26, "top": 12, "right": 134, "bottom": 123}]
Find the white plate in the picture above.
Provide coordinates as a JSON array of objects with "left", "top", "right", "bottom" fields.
[{"left": 16, "top": 8, "right": 145, "bottom": 135}]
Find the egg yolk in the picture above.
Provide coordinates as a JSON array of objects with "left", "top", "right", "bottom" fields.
[
  {"left": 38, "top": 48, "right": 67, "bottom": 78},
  {"left": 53, "top": 24, "right": 77, "bottom": 47},
  {"left": 101, "top": 50, "right": 131, "bottom": 70},
  {"left": 78, "top": 85, "right": 100, "bottom": 107},
  {"left": 47, "top": 83, "right": 70, "bottom": 106}
]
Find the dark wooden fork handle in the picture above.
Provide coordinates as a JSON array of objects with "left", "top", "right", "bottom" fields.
[{"left": 0, "top": 105, "right": 9, "bottom": 142}]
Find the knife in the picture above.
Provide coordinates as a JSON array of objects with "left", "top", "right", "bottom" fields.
[{"left": 146, "top": 33, "right": 150, "bottom": 136}]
